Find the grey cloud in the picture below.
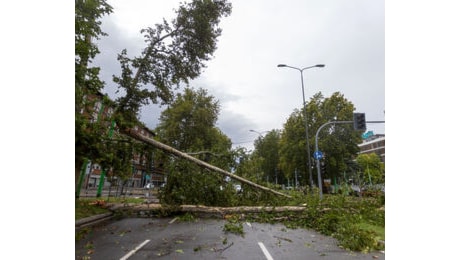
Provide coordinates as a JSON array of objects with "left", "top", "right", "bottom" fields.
[{"left": 216, "top": 110, "right": 258, "bottom": 150}]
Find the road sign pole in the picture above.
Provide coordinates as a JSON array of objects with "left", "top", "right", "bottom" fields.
[
  {"left": 315, "top": 121, "right": 353, "bottom": 199},
  {"left": 76, "top": 159, "right": 89, "bottom": 199}
]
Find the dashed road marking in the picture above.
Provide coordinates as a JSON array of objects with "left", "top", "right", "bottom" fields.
[
  {"left": 120, "top": 239, "right": 150, "bottom": 260},
  {"left": 258, "top": 242, "right": 274, "bottom": 260},
  {"left": 169, "top": 217, "right": 178, "bottom": 224}
]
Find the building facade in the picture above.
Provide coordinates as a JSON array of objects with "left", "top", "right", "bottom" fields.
[
  {"left": 357, "top": 134, "right": 385, "bottom": 163},
  {"left": 77, "top": 92, "right": 166, "bottom": 191}
]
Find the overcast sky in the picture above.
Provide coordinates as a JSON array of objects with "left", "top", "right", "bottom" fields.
[{"left": 93, "top": 0, "right": 385, "bottom": 150}]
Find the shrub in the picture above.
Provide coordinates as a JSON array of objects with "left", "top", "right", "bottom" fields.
[{"left": 334, "top": 223, "right": 383, "bottom": 252}]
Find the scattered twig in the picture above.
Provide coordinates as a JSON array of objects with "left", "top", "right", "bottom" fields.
[
  {"left": 274, "top": 236, "right": 293, "bottom": 243},
  {"left": 215, "top": 242, "right": 234, "bottom": 253}
]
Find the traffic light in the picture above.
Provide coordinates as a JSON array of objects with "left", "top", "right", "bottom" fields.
[
  {"left": 320, "top": 161, "right": 326, "bottom": 176},
  {"left": 353, "top": 113, "right": 366, "bottom": 131}
]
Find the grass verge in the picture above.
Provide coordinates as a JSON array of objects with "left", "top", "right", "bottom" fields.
[
  {"left": 76, "top": 199, "right": 111, "bottom": 220},
  {"left": 75, "top": 197, "right": 144, "bottom": 220},
  {"left": 357, "top": 222, "right": 385, "bottom": 240}
]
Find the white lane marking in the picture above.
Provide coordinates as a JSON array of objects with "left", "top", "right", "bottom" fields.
[
  {"left": 120, "top": 239, "right": 150, "bottom": 260},
  {"left": 258, "top": 242, "right": 274, "bottom": 260}
]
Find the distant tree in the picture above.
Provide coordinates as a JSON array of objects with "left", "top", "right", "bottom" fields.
[
  {"left": 155, "top": 88, "right": 230, "bottom": 156},
  {"left": 232, "top": 147, "right": 264, "bottom": 182},
  {"left": 279, "top": 109, "right": 307, "bottom": 185},
  {"left": 253, "top": 130, "right": 283, "bottom": 185},
  {"left": 279, "top": 92, "right": 361, "bottom": 187},
  {"left": 316, "top": 92, "right": 361, "bottom": 183},
  {"left": 356, "top": 153, "right": 384, "bottom": 185},
  {"left": 154, "top": 87, "right": 234, "bottom": 205}
]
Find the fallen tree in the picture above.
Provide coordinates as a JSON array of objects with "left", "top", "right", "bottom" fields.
[
  {"left": 176, "top": 205, "right": 306, "bottom": 214},
  {"left": 125, "top": 129, "right": 291, "bottom": 199},
  {"left": 123, "top": 203, "right": 306, "bottom": 218}
]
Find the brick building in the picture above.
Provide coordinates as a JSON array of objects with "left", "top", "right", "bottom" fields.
[{"left": 77, "top": 92, "right": 165, "bottom": 191}]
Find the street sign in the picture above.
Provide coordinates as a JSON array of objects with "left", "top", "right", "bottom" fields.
[
  {"left": 313, "top": 151, "right": 323, "bottom": 160},
  {"left": 362, "top": 131, "right": 374, "bottom": 139}
]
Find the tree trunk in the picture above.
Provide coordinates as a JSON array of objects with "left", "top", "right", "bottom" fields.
[
  {"left": 178, "top": 205, "right": 306, "bottom": 214},
  {"left": 124, "top": 129, "right": 291, "bottom": 198},
  {"left": 124, "top": 204, "right": 306, "bottom": 218}
]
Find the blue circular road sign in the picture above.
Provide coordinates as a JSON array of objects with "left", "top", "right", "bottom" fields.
[{"left": 313, "top": 151, "right": 323, "bottom": 160}]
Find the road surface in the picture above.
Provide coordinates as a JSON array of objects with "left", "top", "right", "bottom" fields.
[{"left": 76, "top": 217, "right": 384, "bottom": 260}]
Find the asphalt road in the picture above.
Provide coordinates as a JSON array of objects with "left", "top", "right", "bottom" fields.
[{"left": 76, "top": 217, "right": 384, "bottom": 260}]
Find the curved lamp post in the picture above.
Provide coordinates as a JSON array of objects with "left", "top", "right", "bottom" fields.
[{"left": 277, "top": 64, "right": 325, "bottom": 188}]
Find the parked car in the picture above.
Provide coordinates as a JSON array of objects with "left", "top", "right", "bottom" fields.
[
  {"left": 144, "top": 183, "right": 154, "bottom": 189},
  {"left": 234, "top": 184, "right": 242, "bottom": 193},
  {"left": 350, "top": 185, "right": 361, "bottom": 196},
  {"left": 360, "top": 184, "right": 384, "bottom": 197}
]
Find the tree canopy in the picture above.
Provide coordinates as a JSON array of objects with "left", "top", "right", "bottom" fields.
[
  {"left": 314, "top": 92, "right": 361, "bottom": 182},
  {"left": 75, "top": 0, "right": 232, "bottom": 185},
  {"left": 155, "top": 87, "right": 231, "bottom": 158},
  {"left": 253, "top": 130, "right": 283, "bottom": 185},
  {"left": 154, "top": 87, "right": 236, "bottom": 205},
  {"left": 355, "top": 153, "right": 385, "bottom": 185},
  {"left": 113, "top": 0, "right": 232, "bottom": 129},
  {"left": 276, "top": 92, "right": 362, "bottom": 187},
  {"left": 75, "top": 0, "right": 113, "bottom": 172}
]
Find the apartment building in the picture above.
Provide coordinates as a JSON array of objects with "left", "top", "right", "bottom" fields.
[
  {"left": 77, "top": 92, "right": 165, "bottom": 190},
  {"left": 357, "top": 134, "right": 385, "bottom": 163}
]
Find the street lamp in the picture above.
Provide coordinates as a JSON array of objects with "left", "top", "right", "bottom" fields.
[{"left": 277, "top": 63, "right": 325, "bottom": 189}]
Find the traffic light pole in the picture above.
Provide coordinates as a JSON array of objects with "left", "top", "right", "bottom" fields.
[
  {"left": 315, "top": 121, "right": 352, "bottom": 199},
  {"left": 314, "top": 120, "right": 384, "bottom": 199}
]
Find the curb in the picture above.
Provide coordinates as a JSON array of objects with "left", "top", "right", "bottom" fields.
[{"left": 75, "top": 212, "right": 114, "bottom": 230}]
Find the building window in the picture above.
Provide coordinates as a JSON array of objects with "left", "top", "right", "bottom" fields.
[{"left": 91, "top": 101, "right": 102, "bottom": 123}]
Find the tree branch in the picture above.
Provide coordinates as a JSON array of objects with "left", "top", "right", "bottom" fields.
[{"left": 124, "top": 129, "right": 292, "bottom": 199}]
